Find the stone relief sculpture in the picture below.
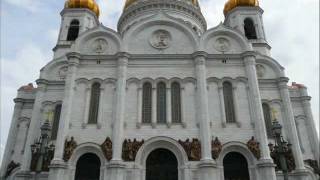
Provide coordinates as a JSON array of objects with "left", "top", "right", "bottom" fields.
[
  {"left": 256, "top": 64, "right": 266, "bottom": 78},
  {"left": 150, "top": 30, "right": 171, "bottom": 49},
  {"left": 122, "top": 138, "right": 144, "bottom": 161},
  {"left": 214, "top": 37, "right": 230, "bottom": 52},
  {"left": 101, "top": 137, "right": 113, "bottom": 161},
  {"left": 92, "top": 38, "right": 108, "bottom": 54},
  {"left": 211, "top": 137, "right": 222, "bottom": 160},
  {"left": 178, "top": 138, "right": 201, "bottom": 161},
  {"left": 58, "top": 66, "right": 68, "bottom": 80},
  {"left": 63, "top": 136, "right": 77, "bottom": 162},
  {"left": 247, "top": 136, "right": 261, "bottom": 159},
  {"left": 5, "top": 161, "right": 20, "bottom": 178}
]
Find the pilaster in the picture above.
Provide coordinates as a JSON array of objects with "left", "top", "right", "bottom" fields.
[
  {"left": 49, "top": 52, "right": 80, "bottom": 180},
  {"left": 242, "top": 52, "right": 277, "bottom": 180}
]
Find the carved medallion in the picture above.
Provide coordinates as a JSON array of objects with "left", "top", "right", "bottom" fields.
[
  {"left": 5, "top": 161, "right": 20, "bottom": 177},
  {"left": 178, "top": 138, "right": 201, "bottom": 161},
  {"left": 101, "top": 137, "right": 113, "bottom": 161},
  {"left": 150, "top": 30, "right": 171, "bottom": 49},
  {"left": 58, "top": 66, "right": 68, "bottom": 80},
  {"left": 247, "top": 136, "right": 261, "bottom": 159},
  {"left": 256, "top": 64, "right": 266, "bottom": 78},
  {"left": 92, "top": 38, "right": 108, "bottom": 54},
  {"left": 211, "top": 137, "right": 222, "bottom": 159},
  {"left": 214, "top": 37, "right": 230, "bottom": 52},
  {"left": 63, "top": 137, "right": 77, "bottom": 162},
  {"left": 122, "top": 138, "right": 144, "bottom": 161}
]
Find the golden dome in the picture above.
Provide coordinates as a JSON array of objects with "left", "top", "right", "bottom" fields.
[
  {"left": 223, "top": 0, "right": 259, "bottom": 15},
  {"left": 124, "top": 0, "right": 200, "bottom": 10},
  {"left": 65, "top": 0, "right": 100, "bottom": 17}
]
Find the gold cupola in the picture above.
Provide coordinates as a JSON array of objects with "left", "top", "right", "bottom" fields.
[
  {"left": 223, "top": 0, "right": 259, "bottom": 15},
  {"left": 124, "top": 0, "right": 200, "bottom": 10},
  {"left": 65, "top": 0, "right": 100, "bottom": 17}
]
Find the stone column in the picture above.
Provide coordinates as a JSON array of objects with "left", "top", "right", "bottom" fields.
[
  {"left": 166, "top": 87, "right": 172, "bottom": 127},
  {"left": 193, "top": 52, "right": 217, "bottom": 180},
  {"left": 0, "top": 100, "right": 23, "bottom": 178},
  {"left": 49, "top": 52, "right": 80, "bottom": 180},
  {"left": 136, "top": 87, "right": 142, "bottom": 128},
  {"left": 218, "top": 84, "right": 227, "bottom": 127},
  {"left": 299, "top": 88, "right": 319, "bottom": 163},
  {"left": 16, "top": 81, "right": 47, "bottom": 179},
  {"left": 278, "top": 77, "right": 307, "bottom": 171},
  {"left": 107, "top": 52, "right": 129, "bottom": 180},
  {"left": 242, "top": 52, "right": 276, "bottom": 180}
]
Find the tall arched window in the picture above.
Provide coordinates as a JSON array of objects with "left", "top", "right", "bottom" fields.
[
  {"left": 142, "top": 82, "right": 152, "bottom": 123},
  {"left": 157, "top": 82, "right": 167, "bottom": 124},
  {"left": 88, "top": 83, "right": 101, "bottom": 124},
  {"left": 171, "top": 82, "right": 181, "bottom": 123},
  {"left": 262, "top": 103, "right": 273, "bottom": 137},
  {"left": 67, "top": 19, "right": 80, "bottom": 41},
  {"left": 223, "top": 81, "right": 236, "bottom": 123},
  {"left": 244, "top": 18, "right": 257, "bottom": 40},
  {"left": 51, "top": 104, "right": 62, "bottom": 140}
]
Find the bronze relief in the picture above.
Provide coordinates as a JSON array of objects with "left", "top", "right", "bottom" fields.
[
  {"left": 247, "top": 136, "right": 261, "bottom": 159},
  {"left": 178, "top": 138, "right": 201, "bottom": 161},
  {"left": 122, "top": 138, "right": 144, "bottom": 161},
  {"left": 63, "top": 136, "right": 77, "bottom": 162},
  {"left": 101, "top": 137, "right": 113, "bottom": 161},
  {"left": 211, "top": 137, "right": 222, "bottom": 160}
]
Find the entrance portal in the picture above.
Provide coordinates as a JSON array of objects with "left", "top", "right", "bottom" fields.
[
  {"left": 223, "top": 152, "right": 250, "bottom": 180},
  {"left": 75, "top": 153, "right": 101, "bottom": 180},
  {"left": 146, "top": 148, "right": 178, "bottom": 180}
]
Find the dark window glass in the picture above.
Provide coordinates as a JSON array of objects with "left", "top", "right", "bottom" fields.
[
  {"left": 223, "top": 81, "right": 236, "bottom": 123},
  {"left": 51, "top": 104, "right": 62, "bottom": 140},
  {"left": 223, "top": 152, "right": 250, "bottom": 180},
  {"left": 88, "top": 83, "right": 101, "bottom": 124},
  {"left": 262, "top": 103, "right": 273, "bottom": 138},
  {"left": 244, "top": 18, "right": 257, "bottom": 40},
  {"left": 157, "top": 82, "right": 166, "bottom": 124},
  {"left": 171, "top": 82, "right": 181, "bottom": 123},
  {"left": 75, "top": 153, "right": 101, "bottom": 180},
  {"left": 67, "top": 20, "right": 80, "bottom": 41},
  {"left": 142, "top": 82, "right": 152, "bottom": 123}
]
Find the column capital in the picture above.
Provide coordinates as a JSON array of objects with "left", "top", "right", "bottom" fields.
[
  {"left": 241, "top": 51, "right": 257, "bottom": 59},
  {"left": 192, "top": 51, "right": 208, "bottom": 59},
  {"left": 116, "top": 52, "right": 131, "bottom": 59},
  {"left": 277, "top": 77, "right": 289, "bottom": 88},
  {"left": 13, "top": 98, "right": 25, "bottom": 105}
]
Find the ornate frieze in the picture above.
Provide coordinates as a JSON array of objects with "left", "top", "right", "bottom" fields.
[
  {"left": 122, "top": 139, "right": 144, "bottom": 161},
  {"left": 247, "top": 136, "right": 261, "bottom": 159},
  {"left": 178, "top": 138, "right": 201, "bottom": 161},
  {"left": 101, "top": 137, "right": 113, "bottom": 161},
  {"left": 5, "top": 161, "right": 20, "bottom": 177},
  {"left": 269, "top": 143, "right": 296, "bottom": 172},
  {"left": 63, "top": 137, "right": 77, "bottom": 162},
  {"left": 211, "top": 137, "right": 222, "bottom": 160}
]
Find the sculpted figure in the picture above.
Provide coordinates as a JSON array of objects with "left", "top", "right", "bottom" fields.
[
  {"left": 101, "top": 137, "right": 113, "bottom": 161},
  {"left": 247, "top": 136, "right": 261, "bottom": 159},
  {"left": 211, "top": 137, "right": 222, "bottom": 159},
  {"left": 63, "top": 137, "right": 77, "bottom": 162}
]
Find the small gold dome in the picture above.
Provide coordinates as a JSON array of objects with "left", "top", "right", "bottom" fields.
[
  {"left": 124, "top": 0, "right": 200, "bottom": 10},
  {"left": 65, "top": 0, "right": 100, "bottom": 17},
  {"left": 224, "top": 0, "right": 259, "bottom": 15}
]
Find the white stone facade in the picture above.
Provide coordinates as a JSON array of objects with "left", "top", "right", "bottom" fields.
[{"left": 1, "top": 0, "right": 319, "bottom": 180}]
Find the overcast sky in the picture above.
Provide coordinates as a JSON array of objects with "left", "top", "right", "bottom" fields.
[{"left": 1, "top": 0, "right": 319, "bottom": 164}]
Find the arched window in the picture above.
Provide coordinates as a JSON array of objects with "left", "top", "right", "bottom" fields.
[
  {"left": 223, "top": 81, "right": 236, "bottom": 123},
  {"left": 75, "top": 153, "right": 101, "bottom": 180},
  {"left": 88, "top": 83, "right": 101, "bottom": 124},
  {"left": 157, "top": 82, "right": 167, "bottom": 124},
  {"left": 51, "top": 104, "right": 62, "bottom": 140},
  {"left": 67, "top": 20, "right": 80, "bottom": 41},
  {"left": 171, "top": 82, "right": 181, "bottom": 123},
  {"left": 262, "top": 103, "right": 273, "bottom": 137},
  {"left": 244, "top": 18, "right": 257, "bottom": 40},
  {"left": 142, "top": 82, "right": 152, "bottom": 123}
]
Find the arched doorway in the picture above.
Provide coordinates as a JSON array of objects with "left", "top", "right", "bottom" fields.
[
  {"left": 223, "top": 152, "right": 250, "bottom": 180},
  {"left": 75, "top": 153, "right": 101, "bottom": 180},
  {"left": 146, "top": 148, "right": 178, "bottom": 180}
]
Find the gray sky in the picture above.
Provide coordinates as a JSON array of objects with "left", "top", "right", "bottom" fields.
[{"left": 1, "top": 0, "right": 319, "bottom": 164}]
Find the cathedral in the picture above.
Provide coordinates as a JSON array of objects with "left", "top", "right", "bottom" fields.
[{"left": 1, "top": 0, "right": 319, "bottom": 179}]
